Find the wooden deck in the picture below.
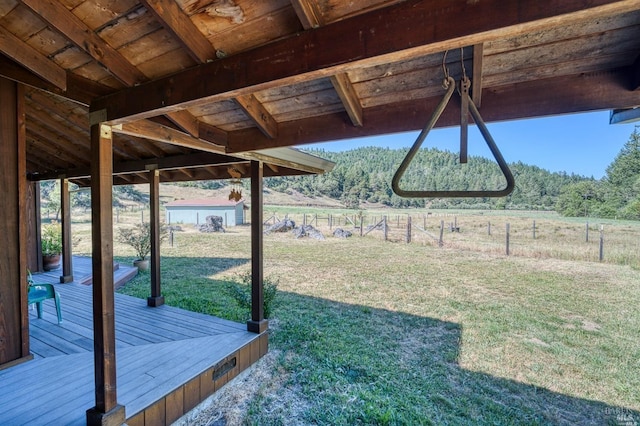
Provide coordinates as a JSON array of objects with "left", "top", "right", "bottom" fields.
[{"left": 0, "top": 258, "right": 266, "bottom": 425}]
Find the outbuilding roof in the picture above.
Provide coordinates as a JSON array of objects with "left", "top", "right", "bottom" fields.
[{"left": 165, "top": 198, "right": 244, "bottom": 207}]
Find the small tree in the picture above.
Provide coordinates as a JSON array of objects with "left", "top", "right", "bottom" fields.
[{"left": 116, "top": 222, "right": 167, "bottom": 260}]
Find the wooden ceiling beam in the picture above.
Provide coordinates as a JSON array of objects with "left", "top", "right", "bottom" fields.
[
  {"left": 92, "top": 0, "right": 638, "bottom": 124},
  {"left": 113, "top": 119, "right": 227, "bottom": 154},
  {"left": 472, "top": 43, "right": 484, "bottom": 107},
  {"left": 25, "top": 89, "right": 89, "bottom": 130},
  {"left": 235, "top": 94, "right": 278, "bottom": 138},
  {"left": 290, "top": 0, "right": 323, "bottom": 29},
  {"left": 0, "top": 55, "right": 112, "bottom": 106},
  {"left": 20, "top": 0, "right": 147, "bottom": 87},
  {"left": 31, "top": 151, "right": 242, "bottom": 181},
  {"left": 0, "top": 26, "right": 66, "bottom": 90},
  {"left": 165, "top": 110, "right": 199, "bottom": 137},
  {"left": 330, "top": 73, "right": 363, "bottom": 127},
  {"left": 226, "top": 68, "right": 640, "bottom": 152},
  {"left": 198, "top": 122, "right": 229, "bottom": 147},
  {"left": 292, "top": 0, "right": 363, "bottom": 127},
  {"left": 138, "top": 0, "right": 217, "bottom": 64}
]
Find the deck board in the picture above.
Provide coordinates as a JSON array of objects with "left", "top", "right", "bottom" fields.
[{"left": 0, "top": 256, "right": 260, "bottom": 425}]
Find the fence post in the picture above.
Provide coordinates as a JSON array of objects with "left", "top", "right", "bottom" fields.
[
  {"left": 360, "top": 216, "right": 364, "bottom": 237},
  {"left": 329, "top": 214, "right": 333, "bottom": 230},
  {"left": 383, "top": 216, "right": 388, "bottom": 241},
  {"left": 439, "top": 220, "right": 444, "bottom": 247},
  {"left": 599, "top": 225, "right": 604, "bottom": 261},
  {"left": 406, "top": 215, "right": 412, "bottom": 244},
  {"left": 488, "top": 221, "right": 491, "bottom": 236},
  {"left": 141, "top": 209, "right": 144, "bottom": 224},
  {"left": 423, "top": 214, "right": 426, "bottom": 229},
  {"left": 586, "top": 222, "right": 589, "bottom": 242},
  {"left": 169, "top": 229, "right": 174, "bottom": 247},
  {"left": 506, "top": 223, "right": 510, "bottom": 256},
  {"left": 532, "top": 220, "right": 536, "bottom": 239},
  {"left": 303, "top": 214, "right": 307, "bottom": 226}
]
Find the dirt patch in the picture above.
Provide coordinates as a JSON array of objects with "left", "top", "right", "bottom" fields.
[
  {"left": 174, "top": 347, "right": 311, "bottom": 425},
  {"left": 174, "top": 350, "right": 282, "bottom": 425}
]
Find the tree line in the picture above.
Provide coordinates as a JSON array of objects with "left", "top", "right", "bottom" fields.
[
  {"left": 265, "top": 147, "right": 585, "bottom": 210},
  {"left": 555, "top": 126, "right": 640, "bottom": 220}
]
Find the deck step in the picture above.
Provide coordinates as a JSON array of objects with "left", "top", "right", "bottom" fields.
[{"left": 79, "top": 261, "right": 132, "bottom": 286}]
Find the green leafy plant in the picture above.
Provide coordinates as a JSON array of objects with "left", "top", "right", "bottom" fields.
[
  {"left": 41, "top": 223, "right": 62, "bottom": 256},
  {"left": 227, "top": 272, "right": 278, "bottom": 319},
  {"left": 116, "top": 222, "right": 167, "bottom": 260}
]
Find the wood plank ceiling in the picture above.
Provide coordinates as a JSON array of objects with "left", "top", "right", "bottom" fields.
[{"left": 1, "top": 0, "right": 639, "bottom": 186}]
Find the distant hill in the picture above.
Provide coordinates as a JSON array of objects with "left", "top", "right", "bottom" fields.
[{"left": 261, "top": 147, "right": 588, "bottom": 210}]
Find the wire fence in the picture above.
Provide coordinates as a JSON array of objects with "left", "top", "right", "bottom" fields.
[{"left": 263, "top": 211, "right": 640, "bottom": 268}]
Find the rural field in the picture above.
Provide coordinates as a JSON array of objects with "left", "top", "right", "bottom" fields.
[{"left": 69, "top": 205, "right": 640, "bottom": 425}]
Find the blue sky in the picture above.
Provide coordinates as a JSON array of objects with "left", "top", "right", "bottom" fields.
[{"left": 307, "top": 111, "right": 639, "bottom": 180}]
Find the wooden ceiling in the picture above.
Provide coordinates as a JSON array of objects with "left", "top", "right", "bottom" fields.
[{"left": 1, "top": 0, "right": 639, "bottom": 186}]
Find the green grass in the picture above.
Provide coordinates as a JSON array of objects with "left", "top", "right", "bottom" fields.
[{"left": 112, "top": 219, "right": 640, "bottom": 425}]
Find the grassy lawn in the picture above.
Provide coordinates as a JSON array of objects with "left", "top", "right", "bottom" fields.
[{"left": 111, "top": 215, "right": 640, "bottom": 425}]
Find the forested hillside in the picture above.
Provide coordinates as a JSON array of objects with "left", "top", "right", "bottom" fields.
[{"left": 265, "top": 147, "right": 586, "bottom": 210}]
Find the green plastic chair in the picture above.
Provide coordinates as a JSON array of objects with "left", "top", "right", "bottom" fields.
[{"left": 27, "top": 272, "right": 62, "bottom": 324}]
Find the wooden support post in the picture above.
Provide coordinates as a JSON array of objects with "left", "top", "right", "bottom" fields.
[
  {"left": 439, "top": 220, "right": 444, "bottom": 247},
  {"left": 0, "top": 79, "right": 30, "bottom": 365},
  {"left": 360, "top": 216, "right": 363, "bottom": 237},
  {"left": 247, "top": 161, "right": 268, "bottom": 334},
  {"left": 86, "top": 122, "right": 125, "bottom": 425},
  {"left": 406, "top": 215, "right": 412, "bottom": 244},
  {"left": 60, "top": 178, "right": 73, "bottom": 283},
  {"left": 148, "top": 169, "right": 164, "bottom": 307},
  {"left": 506, "top": 223, "right": 510, "bottom": 256},
  {"left": 599, "top": 225, "right": 604, "bottom": 261},
  {"left": 329, "top": 214, "right": 332, "bottom": 230}
]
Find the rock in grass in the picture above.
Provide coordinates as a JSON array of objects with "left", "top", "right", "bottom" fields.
[
  {"left": 333, "top": 228, "right": 352, "bottom": 238},
  {"left": 264, "top": 219, "right": 296, "bottom": 234},
  {"left": 198, "top": 215, "right": 225, "bottom": 233},
  {"left": 293, "top": 225, "right": 325, "bottom": 240}
]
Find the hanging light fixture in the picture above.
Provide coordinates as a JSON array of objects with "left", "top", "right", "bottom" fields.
[{"left": 228, "top": 167, "right": 243, "bottom": 202}]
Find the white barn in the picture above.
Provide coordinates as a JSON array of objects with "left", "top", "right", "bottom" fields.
[{"left": 165, "top": 198, "right": 245, "bottom": 226}]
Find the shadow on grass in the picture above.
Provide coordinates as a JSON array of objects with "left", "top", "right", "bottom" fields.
[
  {"left": 246, "top": 291, "right": 638, "bottom": 425},
  {"left": 117, "top": 263, "right": 638, "bottom": 425},
  {"left": 116, "top": 256, "right": 250, "bottom": 320}
]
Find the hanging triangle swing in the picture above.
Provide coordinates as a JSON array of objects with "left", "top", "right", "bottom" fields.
[{"left": 391, "top": 76, "right": 515, "bottom": 198}]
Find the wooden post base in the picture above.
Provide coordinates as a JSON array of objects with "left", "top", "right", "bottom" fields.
[
  {"left": 86, "top": 404, "right": 125, "bottom": 426},
  {"left": 60, "top": 275, "right": 73, "bottom": 283},
  {"left": 147, "top": 296, "right": 165, "bottom": 307},
  {"left": 247, "top": 319, "right": 268, "bottom": 334}
]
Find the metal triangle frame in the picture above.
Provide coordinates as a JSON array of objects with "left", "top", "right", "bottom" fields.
[{"left": 391, "top": 76, "right": 515, "bottom": 198}]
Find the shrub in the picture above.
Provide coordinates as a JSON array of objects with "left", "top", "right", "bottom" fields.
[
  {"left": 41, "top": 223, "right": 62, "bottom": 256},
  {"left": 227, "top": 272, "right": 278, "bottom": 319}
]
